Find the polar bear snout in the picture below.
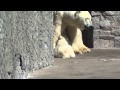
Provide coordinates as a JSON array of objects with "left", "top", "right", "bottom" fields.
[
  {"left": 89, "top": 25, "right": 94, "bottom": 30},
  {"left": 84, "top": 25, "right": 94, "bottom": 30},
  {"left": 84, "top": 19, "right": 94, "bottom": 30}
]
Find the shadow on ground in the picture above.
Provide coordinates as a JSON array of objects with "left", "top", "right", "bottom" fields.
[{"left": 27, "top": 49, "right": 120, "bottom": 79}]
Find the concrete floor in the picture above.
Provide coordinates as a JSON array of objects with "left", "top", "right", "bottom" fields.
[{"left": 27, "top": 49, "right": 120, "bottom": 79}]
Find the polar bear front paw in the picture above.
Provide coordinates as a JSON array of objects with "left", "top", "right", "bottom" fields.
[
  {"left": 72, "top": 44, "right": 91, "bottom": 54},
  {"left": 79, "top": 45, "right": 91, "bottom": 54}
]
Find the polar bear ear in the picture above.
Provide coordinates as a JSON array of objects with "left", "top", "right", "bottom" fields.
[{"left": 74, "top": 11, "right": 81, "bottom": 17}]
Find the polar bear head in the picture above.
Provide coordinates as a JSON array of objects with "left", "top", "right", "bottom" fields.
[{"left": 74, "top": 11, "right": 94, "bottom": 30}]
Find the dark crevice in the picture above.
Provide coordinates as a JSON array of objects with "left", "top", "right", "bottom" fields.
[
  {"left": 15, "top": 53, "right": 25, "bottom": 70},
  {"left": 8, "top": 71, "right": 12, "bottom": 75},
  {"left": 19, "top": 54, "right": 22, "bottom": 67}
]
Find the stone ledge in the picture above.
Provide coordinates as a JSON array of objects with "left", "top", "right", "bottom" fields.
[
  {"left": 99, "top": 31, "right": 111, "bottom": 35},
  {"left": 102, "top": 11, "right": 116, "bottom": 16},
  {"left": 111, "top": 29, "right": 120, "bottom": 36},
  {"left": 91, "top": 11, "right": 102, "bottom": 16},
  {"left": 99, "top": 35, "right": 114, "bottom": 40}
]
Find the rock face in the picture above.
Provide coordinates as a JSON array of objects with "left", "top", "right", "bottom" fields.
[
  {"left": 0, "top": 11, "right": 54, "bottom": 79},
  {"left": 91, "top": 11, "right": 120, "bottom": 48}
]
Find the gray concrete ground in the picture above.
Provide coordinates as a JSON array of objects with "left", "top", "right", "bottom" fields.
[{"left": 27, "top": 49, "right": 120, "bottom": 79}]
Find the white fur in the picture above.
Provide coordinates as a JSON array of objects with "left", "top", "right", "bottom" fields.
[{"left": 54, "top": 11, "right": 92, "bottom": 58}]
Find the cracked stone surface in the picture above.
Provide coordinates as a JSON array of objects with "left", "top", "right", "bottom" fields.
[{"left": 0, "top": 11, "right": 54, "bottom": 79}]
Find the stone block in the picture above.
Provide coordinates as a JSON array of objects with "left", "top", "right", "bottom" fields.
[
  {"left": 115, "top": 37, "right": 120, "bottom": 47},
  {"left": 94, "top": 39, "right": 114, "bottom": 48},
  {"left": 111, "top": 29, "right": 120, "bottom": 36}
]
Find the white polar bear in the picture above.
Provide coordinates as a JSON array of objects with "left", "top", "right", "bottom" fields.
[{"left": 53, "top": 11, "right": 93, "bottom": 58}]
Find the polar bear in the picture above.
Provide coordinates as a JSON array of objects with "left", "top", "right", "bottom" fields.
[
  {"left": 54, "top": 36, "right": 75, "bottom": 59},
  {"left": 53, "top": 11, "right": 93, "bottom": 58}
]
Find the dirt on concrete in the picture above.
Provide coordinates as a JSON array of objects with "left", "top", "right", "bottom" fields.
[{"left": 27, "top": 49, "right": 120, "bottom": 79}]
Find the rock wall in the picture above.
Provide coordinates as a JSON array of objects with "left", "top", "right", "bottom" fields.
[
  {"left": 0, "top": 11, "right": 54, "bottom": 79},
  {"left": 91, "top": 11, "right": 120, "bottom": 48}
]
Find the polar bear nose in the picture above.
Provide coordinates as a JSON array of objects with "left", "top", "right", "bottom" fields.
[
  {"left": 84, "top": 25, "right": 94, "bottom": 30},
  {"left": 89, "top": 25, "right": 94, "bottom": 30}
]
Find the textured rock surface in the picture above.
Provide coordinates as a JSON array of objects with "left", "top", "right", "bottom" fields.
[
  {"left": 115, "top": 37, "right": 120, "bottom": 48},
  {"left": 91, "top": 11, "right": 120, "bottom": 48},
  {"left": 0, "top": 11, "right": 54, "bottom": 79}
]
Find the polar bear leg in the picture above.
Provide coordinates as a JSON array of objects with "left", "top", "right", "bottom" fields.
[{"left": 66, "top": 26, "right": 91, "bottom": 54}]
